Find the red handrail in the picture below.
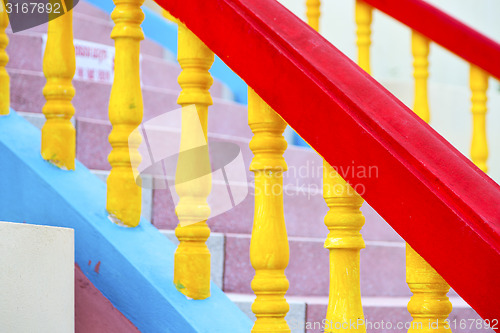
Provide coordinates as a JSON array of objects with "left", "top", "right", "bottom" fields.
[
  {"left": 156, "top": 0, "right": 500, "bottom": 325},
  {"left": 364, "top": 0, "right": 500, "bottom": 80}
]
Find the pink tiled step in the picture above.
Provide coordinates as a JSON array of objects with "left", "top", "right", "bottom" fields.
[
  {"left": 304, "top": 297, "right": 491, "bottom": 333},
  {"left": 71, "top": 117, "right": 401, "bottom": 241},
  {"left": 6, "top": 6, "right": 165, "bottom": 59},
  {"left": 6, "top": 34, "right": 225, "bottom": 101},
  {"left": 223, "top": 233, "right": 409, "bottom": 297}
]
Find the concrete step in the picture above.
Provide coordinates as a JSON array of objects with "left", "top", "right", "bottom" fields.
[{"left": 228, "top": 293, "right": 490, "bottom": 333}]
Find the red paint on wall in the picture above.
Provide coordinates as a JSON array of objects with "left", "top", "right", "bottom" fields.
[{"left": 75, "top": 264, "right": 139, "bottom": 333}]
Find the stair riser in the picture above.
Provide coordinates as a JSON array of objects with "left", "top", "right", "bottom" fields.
[
  {"left": 7, "top": 22, "right": 164, "bottom": 60},
  {"left": 9, "top": 71, "right": 231, "bottom": 126},
  {"left": 153, "top": 180, "right": 401, "bottom": 241},
  {"left": 6, "top": 39, "right": 225, "bottom": 99},
  {"left": 17, "top": 112, "right": 404, "bottom": 243}
]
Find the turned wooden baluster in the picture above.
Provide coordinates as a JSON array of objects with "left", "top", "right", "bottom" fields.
[
  {"left": 304, "top": 7, "right": 367, "bottom": 332},
  {"left": 41, "top": 4, "right": 76, "bottom": 169},
  {"left": 408, "top": 57, "right": 452, "bottom": 331},
  {"left": 107, "top": 0, "right": 144, "bottom": 227},
  {"left": 407, "top": 245, "right": 452, "bottom": 332},
  {"left": 306, "top": 0, "right": 321, "bottom": 32},
  {"left": 355, "top": 0, "right": 373, "bottom": 74},
  {"left": 173, "top": 22, "right": 214, "bottom": 300},
  {"left": 323, "top": 163, "right": 366, "bottom": 333},
  {"left": 412, "top": 31, "right": 430, "bottom": 123},
  {"left": 248, "top": 88, "right": 290, "bottom": 333},
  {"left": 0, "top": 5, "right": 9, "bottom": 115},
  {"left": 469, "top": 65, "right": 489, "bottom": 173}
]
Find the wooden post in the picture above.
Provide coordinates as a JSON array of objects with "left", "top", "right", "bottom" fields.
[
  {"left": 355, "top": 0, "right": 373, "bottom": 74},
  {"left": 173, "top": 22, "right": 214, "bottom": 300},
  {"left": 248, "top": 88, "right": 290, "bottom": 333},
  {"left": 412, "top": 31, "right": 430, "bottom": 123},
  {"left": 407, "top": 245, "right": 452, "bottom": 332},
  {"left": 469, "top": 64, "right": 489, "bottom": 173},
  {"left": 306, "top": 0, "right": 321, "bottom": 32},
  {"left": 107, "top": 0, "right": 144, "bottom": 227},
  {"left": 41, "top": 3, "right": 76, "bottom": 169},
  {"left": 323, "top": 162, "right": 366, "bottom": 333},
  {"left": 407, "top": 58, "right": 452, "bottom": 331}
]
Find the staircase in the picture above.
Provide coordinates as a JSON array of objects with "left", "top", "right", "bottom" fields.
[{"left": 5, "top": 1, "right": 495, "bottom": 332}]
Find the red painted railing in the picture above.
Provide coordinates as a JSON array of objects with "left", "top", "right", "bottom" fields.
[
  {"left": 363, "top": 0, "right": 500, "bottom": 80},
  {"left": 156, "top": 0, "right": 500, "bottom": 324}
]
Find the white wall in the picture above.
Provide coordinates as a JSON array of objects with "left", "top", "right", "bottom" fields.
[
  {"left": 0, "top": 222, "right": 74, "bottom": 333},
  {"left": 278, "top": 0, "right": 500, "bottom": 183}
]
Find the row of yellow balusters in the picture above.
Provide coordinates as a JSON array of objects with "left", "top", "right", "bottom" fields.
[{"left": 0, "top": 0, "right": 491, "bottom": 331}]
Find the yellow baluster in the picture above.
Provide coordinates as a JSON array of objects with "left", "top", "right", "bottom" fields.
[
  {"left": 323, "top": 162, "right": 366, "bottom": 333},
  {"left": 107, "top": 0, "right": 144, "bottom": 227},
  {"left": 406, "top": 245, "right": 452, "bottom": 332},
  {"left": 0, "top": 5, "right": 9, "bottom": 116},
  {"left": 412, "top": 31, "right": 430, "bottom": 123},
  {"left": 306, "top": 0, "right": 321, "bottom": 32},
  {"left": 248, "top": 88, "right": 290, "bottom": 333},
  {"left": 469, "top": 64, "right": 489, "bottom": 173},
  {"left": 408, "top": 73, "right": 452, "bottom": 331},
  {"left": 313, "top": 7, "right": 366, "bottom": 331},
  {"left": 41, "top": 3, "right": 76, "bottom": 169},
  {"left": 307, "top": 7, "right": 369, "bottom": 329},
  {"left": 173, "top": 22, "right": 214, "bottom": 300},
  {"left": 355, "top": 0, "right": 373, "bottom": 74}
]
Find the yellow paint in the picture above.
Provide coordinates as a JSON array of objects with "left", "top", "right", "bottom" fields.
[
  {"left": 306, "top": 0, "right": 321, "bottom": 32},
  {"left": 408, "top": 86, "right": 452, "bottom": 332},
  {"left": 307, "top": 8, "right": 366, "bottom": 331},
  {"left": 41, "top": 6, "right": 76, "bottom": 170},
  {"left": 323, "top": 162, "right": 366, "bottom": 333},
  {"left": 162, "top": 9, "right": 178, "bottom": 24},
  {"left": 355, "top": 0, "right": 373, "bottom": 74},
  {"left": 412, "top": 31, "right": 430, "bottom": 123},
  {"left": 173, "top": 22, "right": 214, "bottom": 300},
  {"left": 248, "top": 88, "right": 290, "bottom": 333},
  {"left": 406, "top": 245, "right": 452, "bottom": 332},
  {"left": 469, "top": 64, "right": 489, "bottom": 173},
  {"left": 0, "top": 6, "right": 9, "bottom": 116},
  {"left": 106, "top": 0, "right": 144, "bottom": 227}
]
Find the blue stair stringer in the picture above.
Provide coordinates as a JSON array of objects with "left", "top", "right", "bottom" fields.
[{"left": 0, "top": 111, "right": 253, "bottom": 333}]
